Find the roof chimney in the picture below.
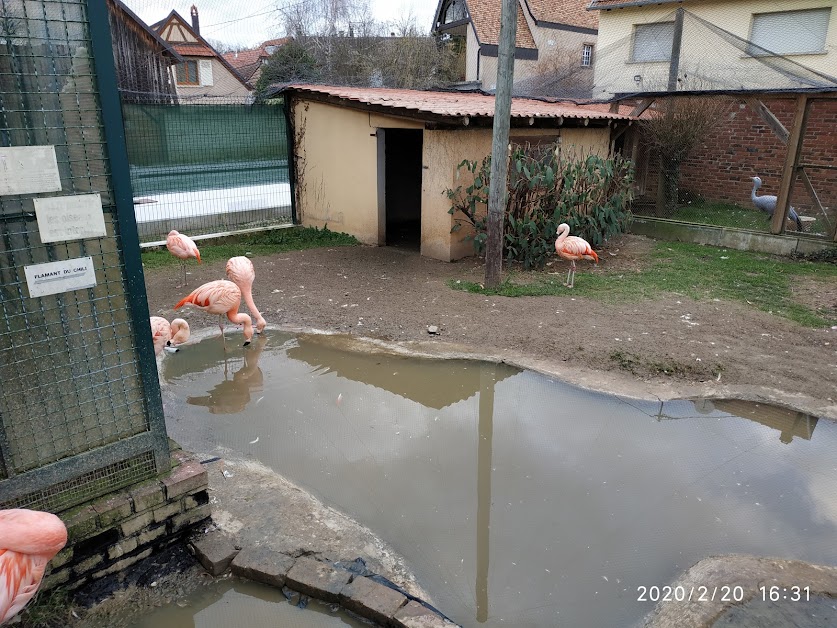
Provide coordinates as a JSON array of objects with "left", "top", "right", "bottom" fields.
[{"left": 190, "top": 5, "right": 200, "bottom": 34}]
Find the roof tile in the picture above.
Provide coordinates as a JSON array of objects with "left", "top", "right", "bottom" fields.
[
  {"left": 526, "top": 0, "right": 598, "bottom": 30},
  {"left": 284, "top": 84, "right": 631, "bottom": 120},
  {"left": 468, "top": 0, "right": 538, "bottom": 49}
]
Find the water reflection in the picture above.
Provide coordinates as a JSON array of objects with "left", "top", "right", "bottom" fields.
[
  {"left": 162, "top": 335, "right": 837, "bottom": 628},
  {"left": 172, "top": 335, "right": 268, "bottom": 414}
]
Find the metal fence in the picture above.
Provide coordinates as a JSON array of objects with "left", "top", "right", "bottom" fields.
[
  {"left": 626, "top": 93, "right": 837, "bottom": 240},
  {"left": 0, "top": 0, "right": 169, "bottom": 511},
  {"left": 121, "top": 95, "right": 293, "bottom": 243}
]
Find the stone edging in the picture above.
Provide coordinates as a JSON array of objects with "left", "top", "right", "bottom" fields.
[{"left": 188, "top": 528, "right": 460, "bottom": 628}]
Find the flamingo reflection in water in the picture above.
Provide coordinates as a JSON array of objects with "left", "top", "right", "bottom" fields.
[{"left": 187, "top": 334, "right": 267, "bottom": 414}]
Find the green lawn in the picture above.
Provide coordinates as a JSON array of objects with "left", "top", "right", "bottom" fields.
[
  {"left": 668, "top": 201, "right": 827, "bottom": 235},
  {"left": 449, "top": 241, "right": 837, "bottom": 328},
  {"left": 141, "top": 226, "right": 358, "bottom": 269}
]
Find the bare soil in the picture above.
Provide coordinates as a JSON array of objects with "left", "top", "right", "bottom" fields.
[{"left": 143, "top": 235, "right": 837, "bottom": 419}]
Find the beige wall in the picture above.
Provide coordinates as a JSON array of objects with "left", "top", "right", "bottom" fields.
[
  {"left": 174, "top": 57, "right": 251, "bottom": 102},
  {"left": 294, "top": 97, "right": 613, "bottom": 262},
  {"left": 594, "top": 0, "right": 837, "bottom": 98}
]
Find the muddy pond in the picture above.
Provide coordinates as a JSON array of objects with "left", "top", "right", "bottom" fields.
[{"left": 159, "top": 332, "right": 837, "bottom": 627}]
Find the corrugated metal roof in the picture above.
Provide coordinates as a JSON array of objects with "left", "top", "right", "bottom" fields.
[{"left": 282, "top": 84, "right": 633, "bottom": 120}]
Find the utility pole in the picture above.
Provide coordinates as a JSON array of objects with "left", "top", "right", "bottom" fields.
[{"left": 484, "top": 0, "right": 518, "bottom": 288}]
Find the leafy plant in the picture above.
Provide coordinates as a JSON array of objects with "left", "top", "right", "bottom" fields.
[{"left": 445, "top": 146, "right": 634, "bottom": 269}]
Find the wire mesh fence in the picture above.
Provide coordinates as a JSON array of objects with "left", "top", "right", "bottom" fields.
[
  {"left": 121, "top": 95, "right": 292, "bottom": 242},
  {"left": 0, "top": 0, "right": 168, "bottom": 510}
]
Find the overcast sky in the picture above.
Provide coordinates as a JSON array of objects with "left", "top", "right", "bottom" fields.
[{"left": 124, "top": 0, "right": 439, "bottom": 47}]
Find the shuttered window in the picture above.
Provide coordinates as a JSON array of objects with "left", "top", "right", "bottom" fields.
[
  {"left": 749, "top": 8, "right": 830, "bottom": 55},
  {"left": 175, "top": 60, "right": 199, "bottom": 85},
  {"left": 631, "top": 22, "right": 674, "bottom": 62}
]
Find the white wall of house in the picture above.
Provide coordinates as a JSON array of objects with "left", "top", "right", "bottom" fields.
[
  {"left": 173, "top": 57, "right": 251, "bottom": 102},
  {"left": 593, "top": 0, "right": 836, "bottom": 97}
]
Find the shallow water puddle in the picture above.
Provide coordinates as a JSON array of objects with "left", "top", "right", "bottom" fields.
[
  {"left": 132, "top": 579, "right": 367, "bottom": 627},
  {"left": 162, "top": 333, "right": 837, "bottom": 628}
]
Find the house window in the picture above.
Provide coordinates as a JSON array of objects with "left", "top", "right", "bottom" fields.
[
  {"left": 581, "top": 44, "right": 594, "bottom": 67},
  {"left": 749, "top": 8, "right": 830, "bottom": 55},
  {"left": 631, "top": 22, "right": 674, "bottom": 62},
  {"left": 176, "top": 60, "right": 199, "bottom": 85},
  {"left": 442, "top": 0, "right": 467, "bottom": 25}
]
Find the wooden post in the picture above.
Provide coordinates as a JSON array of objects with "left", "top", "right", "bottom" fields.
[
  {"left": 668, "top": 8, "right": 685, "bottom": 91},
  {"left": 771, "top": 95, "right": 809, "bottom": 234},
  {"left": 485, "top": 0, "right": 517, "bottom": 288}
]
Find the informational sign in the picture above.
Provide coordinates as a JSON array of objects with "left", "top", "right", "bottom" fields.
[
  {"left": 24, "top": 257, "right": 97, "bottom": 298},
  {"left": 0, "top": 146, "right": 62, "bottom": 196},
  {"left": 34, "top": 193, "right": 107, "bottom": 243}
]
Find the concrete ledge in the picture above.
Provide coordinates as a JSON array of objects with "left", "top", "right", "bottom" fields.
[
  {"left": 190, "top": 533, "right": 461, "bottom": 627},
  {"left": 629, "top": 217, "right": 835, "bottom": 256}
]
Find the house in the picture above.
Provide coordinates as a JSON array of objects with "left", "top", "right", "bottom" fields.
[
  {"left": 432, "top": 0, "right": 599, "bottom": 97},
  {"left": 589, "top": 0, "right": 837, "bottom": 98},
  {"left": 107, "top": 0, "right": 181, "bottom": 103},
  {"left": 151, "top": 5, "right": 252, "bottom": 102},
  {"left": 589, "top": 0, "right": 837, "bottom": 227},
  {"left": 223, "top": 38, "right": 292, "bottom": 85},
  {"left": 271, "top": 84, "right": 630, "bottom": 262}
]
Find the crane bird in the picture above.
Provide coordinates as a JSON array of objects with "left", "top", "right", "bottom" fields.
[
  {"left": 750, "top": 176, "right": 803, "bottom": 231},
  {"left": 166, "top": 230, "right": 201, "bottom": 287},
  {"left": 0, "top": 509, "right": 68, "bottom": 624},
  {"left": 174, "top": 280, "right": 253, "bottom": 350},
  {"left": 554, "top": 223, "right": 599, "bottom": 288}
]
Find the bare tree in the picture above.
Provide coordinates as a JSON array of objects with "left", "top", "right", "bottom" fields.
[
  {"left": 640, "top": 96, "right": 732, "bottom": 216},
  {"left": 277, "top": 0, "right": 378, "bottom": 38},
  {"left": 518, "top": 46, "right": 593, "bottom": 98}
]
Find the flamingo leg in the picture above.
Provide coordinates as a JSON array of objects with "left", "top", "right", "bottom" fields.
[
  {"left": 568, "top": 260, "right": 577, "bottom": 289},
  {"left": 218, "top": 314, "right": 227, "bottom": 351},
  {"left": 176, "top": 259, "right": 186, "bottom": 288},
  {"left": 565, "top": 264, "right": 572, "bottom": 287}
]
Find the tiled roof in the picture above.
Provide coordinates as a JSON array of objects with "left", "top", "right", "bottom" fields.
[
  {"left": 525, "top": 0, "right": 598, "bottom": 30},
  {"left": 172, "top": 43, "right": 215, "bottom": 57},
  {"left": 281, "top": 84, "right": 632, "bottom": 120},
  {"left": 468, "top": 0, "right": 538, "bottom": 49}
]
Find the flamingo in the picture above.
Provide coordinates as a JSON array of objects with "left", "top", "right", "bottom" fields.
[
  {"left": 174, "top": 279, "right": 253, "bottom": 349},
  {"left": 0, "top": 509, "right": 68, "bottom": 624},
  {"left": 225, "top": 256, "right": 266, "bottom": 334},
  {"left": 554, "top": 223, "right": 599, "bottom": 288},
  {"left": 149, "top": 316, "right": 172, "bottom": 356},
  {"left": 168, "top": 318, "right": 191, "bottom": 348},
  {"left": 166, "top": 230, "right": 201, "bottom": 287}
]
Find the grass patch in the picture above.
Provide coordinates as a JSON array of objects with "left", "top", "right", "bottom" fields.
[
  {"left": 141, "top": 226, "right": 359, "bottom": 269},
  {"left": 17, "top": 588, "right": 79, "bottom": 628},
  {"left": 669, "top": 200, "right": 826, "bottom": 235},
  {"left": 449, "top": 241, "right": 837, "bottom": 328}
]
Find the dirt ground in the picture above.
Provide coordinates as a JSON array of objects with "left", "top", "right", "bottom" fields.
[{"left": 143, "top": 235, "right": 837, "bottom": 420}]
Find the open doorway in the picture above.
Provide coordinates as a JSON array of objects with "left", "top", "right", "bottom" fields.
[{"left": 384, "top": 129, "right": 423, "bottom": 249}]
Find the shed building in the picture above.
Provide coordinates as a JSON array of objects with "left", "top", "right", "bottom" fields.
[{"left": 274, "top": 85, "right": 632, "bottom": 261}]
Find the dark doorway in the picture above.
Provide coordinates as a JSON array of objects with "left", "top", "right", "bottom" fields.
[{"left": 384, "top": 129, "right": 423, "bottom": 248}]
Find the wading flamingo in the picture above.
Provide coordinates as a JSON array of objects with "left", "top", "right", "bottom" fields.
[
  {"left": 166, "top": 230, "right": 201, "bottom": 287},
  {"left": 168, "top": 318, "right": 191, "bottom": 348},
  {"left": 0, "top": 509, "right": 68, "bottom": 624},
  {"left": 149, "top": 316, "right": 172, "bottom": 356},
  {"left": 554, "top": 223, "right": 599, "bottom": 288},
  {"left": 225, "top": 256, "right": 266, "bottom": 334},
  {"left": 174, "top": 280, "right": 253, "bottom": 349}
]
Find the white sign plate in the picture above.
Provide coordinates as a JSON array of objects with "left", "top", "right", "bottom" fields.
[
  {"left": 34, "top": 193, "right": 107, "bottom": 243},
  {"left": 0, "top": 146, "right": 62, "bottom": 196},
  {"left": 25, "top": 257, "right": 97, "bottom": 298}
]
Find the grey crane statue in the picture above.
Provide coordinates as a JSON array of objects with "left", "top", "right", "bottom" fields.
[{"left": 750, "top": 176, "right": 803, "bottom": 231}]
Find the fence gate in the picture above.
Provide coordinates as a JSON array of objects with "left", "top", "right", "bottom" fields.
[{"left": 0, "top": 0, "right": 169, "bottom": 511}]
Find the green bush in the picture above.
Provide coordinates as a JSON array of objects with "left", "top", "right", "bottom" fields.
[{"left": 446, "top": 146, "right": 634, "bottom": 269}]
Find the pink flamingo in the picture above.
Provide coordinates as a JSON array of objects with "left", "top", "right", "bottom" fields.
[
  {"left": 166, "top": 230, "right": 201, "bottom": 287},
  {"left": 149, "top": 316, "right": 172, "bottom": 356},
  {"left": 225, "top": 256, "right": 266, "bottom": 334},
  {"left": 0, "top": 509, "right": 68, "bottom": 624},
  {"left": 554, "top": 223, "right": 599, "bottom": 288},
  {"left": 174, "top": 279, "right": 253, "bottom": 349},
  {"left": 169, "top": 318, "right": 191, "bottom": 348}
]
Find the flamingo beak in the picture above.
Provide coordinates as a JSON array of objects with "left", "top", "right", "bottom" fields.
[{"left": 243, "top": 341, "right": 251, "bottom": 347}]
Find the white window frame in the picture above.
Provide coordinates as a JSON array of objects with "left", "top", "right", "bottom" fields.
[
  {"left": 630, "top": 22, "right": 674, "bottom": 63},
  {"left": 748, "top": 7, "right": 831, "bottom": 56},
  {"left": 581, "top": 43, "right": 594, "bottom": 67}
]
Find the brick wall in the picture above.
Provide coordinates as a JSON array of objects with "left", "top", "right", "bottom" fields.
[
  {"left": 42, "top": 446, "right": 210, "bottom": 592},
  {"left": 637, "top": 97, "right": 837, "bottom": 225}
]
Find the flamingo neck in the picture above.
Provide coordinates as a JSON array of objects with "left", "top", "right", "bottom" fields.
[{"left": 556, "top": 224, "right": 570, "bottom": 244}]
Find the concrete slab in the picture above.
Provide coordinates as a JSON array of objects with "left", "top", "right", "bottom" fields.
[
  {"left": 230, "top": 546, "right": 295, "bottom": 588},
  {"left": 340, "top": 575, "right": 408, "bottom": 626},
  {"left": 393, "top": 600, "right": 458, "bottom": 628},
  {"left": 189, "top": 530, "right": 239, "bottom": 576},
  {"left": 285, "top": 556, "right": 352, "bottom": 602}
]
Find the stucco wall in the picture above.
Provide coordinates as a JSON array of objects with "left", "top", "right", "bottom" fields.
[
  {"left": 294, "top": 100, "right": 423, "bottom": 246},
  {"left": 174, "top": 57, "right": 251, "bottom": 102},
  {"left": 593, "top": 0, "right": 837, "bottom": 97}
]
